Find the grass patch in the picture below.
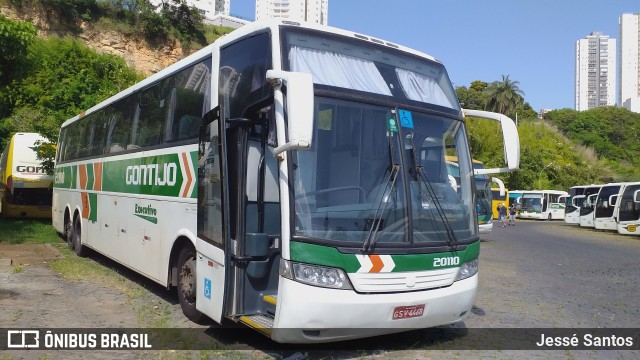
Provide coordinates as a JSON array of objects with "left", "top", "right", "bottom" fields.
[
  {"left": 0, "top": 218, "right": 59, "bottom": 244},
  {"left": 12, "top": 266, "right": 23, "bottom": 273},
  {"left": 51, "top": 245, "right": 147, "bottom": 300}
]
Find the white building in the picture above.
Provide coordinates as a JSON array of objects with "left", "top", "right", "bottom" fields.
[
  {"left": 255, "top": 0, "right": 328, "bottom": 25},
  {"left": 575, "top": 32, "right": 616, "bottom": 111},
  {"left": 149, "top": 0, "right": 230, "bottom": 20},
  {"left": 619, "top": 13, "right": 640, "bottom": 113}
]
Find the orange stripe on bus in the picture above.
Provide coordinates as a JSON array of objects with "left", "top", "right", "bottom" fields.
[
  {"left": 79, "top": 164, "right": 87, "bottom": 190},
  {"left": 181, "top": 152, "right": 192, "bottom": 198},
  {"left": 81, "top": 192, "right": 89, "bottom": 219},
  {"left": 93, "top": 162, "right": 102, "bottom": 191},
  {"left": 369, "top": 255, "right": 384, "bottom": 273}
]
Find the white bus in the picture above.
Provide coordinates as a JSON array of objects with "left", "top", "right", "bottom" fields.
[
  {"left": 579, "top": 185, "right": 603, "bottom": 228},
  {"left": 564, "top": 185, "right": 587, "bottom": 224},
  {"left": 518, "top": 190, "right": 568, "bottom": 220},
  {"left": 615, "top": 182, "right": 640, "bottom": 235},
  {"left": 52, "top": 20, "right": 519, "bottom": 343},
  {"left": 593, "top": 183, "right": 624, "bottom": 231},
  {"left": 0, "top": 132, "right": 53, "bottom": 218}
]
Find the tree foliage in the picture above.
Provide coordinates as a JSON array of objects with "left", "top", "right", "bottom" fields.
[
  {"left": 0, "top": 26, "right": 141, "bottom": 150},
  {"left": 0, "top": 14, "right": 36, "bottom": 84},
  {"left": 484, "top": 75, "right": 524, "bottom": 118}
]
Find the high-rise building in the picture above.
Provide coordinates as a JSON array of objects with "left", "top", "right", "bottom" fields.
[
  {"left": 619, "top": 13, "right": 640, "bottom": 113},
  {"left": 255, "top": 0, "right": 328, "bottom": 25},
  {"left": 575, "top": 32, "right": 616, "bottom": 111}
]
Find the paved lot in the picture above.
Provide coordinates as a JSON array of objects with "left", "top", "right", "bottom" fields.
[{"left": 1, "top": 220, "right": 639, "bottom": 359}]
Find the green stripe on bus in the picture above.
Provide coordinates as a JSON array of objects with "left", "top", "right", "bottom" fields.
[
  {"left": 54, "top": 152, "right": 196, "bottom": 198},
  {"left": 88, "top": 193, "right": 97, "bottom": 222},
  {"left": 86, "top": 164, "right": 95, "bottom": 190},
  {"left": 290, "top": 240, "right": 480, "bottom": 273},
  {"left": 53, "top": 166, "right": 77, "bottom": 189}
]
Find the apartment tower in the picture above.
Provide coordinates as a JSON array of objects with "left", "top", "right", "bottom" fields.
[
  {"left": 619, "top": 13, "right": 640, "bottom": 113},
  {"left": 255, "top": 0, "right": 328, "bottom": 25},
  {"left": 575, "top": 32, "right": 616, "bottom": 111}
]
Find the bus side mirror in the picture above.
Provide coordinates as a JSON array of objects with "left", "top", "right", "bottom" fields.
[
  {"left": 634, "top": 190, "right": 640, "bottom": 203},
  {"left": 266, "top": 70, "right": 314, "bottom": 156},
  {"left": 609, "top": 195, "right": 618, "bottom": 207},
  {"left": 463, "top": 109, "right": 520, "bottom": 174}
]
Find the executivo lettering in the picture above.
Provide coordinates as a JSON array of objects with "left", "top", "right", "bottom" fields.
[{"left": 134, "top": 204, "right": 158, "bottom": 224}]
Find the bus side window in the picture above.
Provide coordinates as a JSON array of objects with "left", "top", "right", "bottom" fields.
[
  {"left": 166, "top": 59, "right": 211, "bottom": 142},
  {"left": 107, "top": 100, "right": 134, "bottom": 154},
  {"left": 132, "top": 83, "right": 168, "bottom": 148}
]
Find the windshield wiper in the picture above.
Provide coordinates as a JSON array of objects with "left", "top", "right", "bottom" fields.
[
  {"left": 417, "top": 166, "right": 458, "bottom": 249},
  {"left": 361, "top": 164, "right": 399, "bottom": 252},
  {"left": 407, "top": 140, "right": 458, "bottom": 250}
]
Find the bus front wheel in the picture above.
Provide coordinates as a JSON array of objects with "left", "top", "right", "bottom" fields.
[{"left": 177, "top": 246, "right": 209, "bottom": 325}]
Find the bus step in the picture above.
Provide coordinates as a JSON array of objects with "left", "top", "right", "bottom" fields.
[
  {"left": 239, "top": 314, "right": 273, "bottom": 335},
  {"left": 263, "top": 294, "right": 277, "bottom": 305}
]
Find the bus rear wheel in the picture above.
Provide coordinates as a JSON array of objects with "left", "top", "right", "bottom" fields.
[
  {"left": 548, "top": 213, "right": 552, "bottom": 221},
  {"left": 72, "top": 215, "right": 87, "bottom": 257},
  {"left": 65, "top": 216, "right": 74, "bottom": 250},
  {"left": 177, "top": 246, "right": 209, "bottom": 325}
]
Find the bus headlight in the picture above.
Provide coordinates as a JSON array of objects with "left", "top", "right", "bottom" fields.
[
  {"left": 280, "top": 259, "right": 353, "bottom": 290},
  {"left": 455, "top": 259, "right": 478, "bottom": 281}
]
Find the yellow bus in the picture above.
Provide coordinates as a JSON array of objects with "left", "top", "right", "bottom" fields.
[
  {"left": 491, "top": 187, "right": 509, "bottom": 219},
  {"left": 0, "top": 133, "right": 53, "bottom": 218}
]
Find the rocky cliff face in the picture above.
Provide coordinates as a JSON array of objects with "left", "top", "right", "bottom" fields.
[{"left": 0, "top": 5, "right": 185, "bottom": 75}]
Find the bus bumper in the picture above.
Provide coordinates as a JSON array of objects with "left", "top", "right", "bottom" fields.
[
  {"left": 1, "top": 203, "right": 51, "bottom": 219},
  {"left": 271, "top": 274, "right": 477, "bottom": 343}
]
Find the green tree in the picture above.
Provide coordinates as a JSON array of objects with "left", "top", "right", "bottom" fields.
[
  {"left": 485, "top": 75, "right": 524, "bottom": 118},
  {"left": 0, "top": 15, "right": 36, "bottom": 85}
]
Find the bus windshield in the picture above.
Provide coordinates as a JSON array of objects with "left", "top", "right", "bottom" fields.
[
  {"left": 521, "top": 193, "right": 542, "bottom": 212},
  {"left": 292, "top": 98, "right": 475, "bottom": 246}
]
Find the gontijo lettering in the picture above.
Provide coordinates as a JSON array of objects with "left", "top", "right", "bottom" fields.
[{"left": 125, "top": 163, "right": 177, "bottom": 186}]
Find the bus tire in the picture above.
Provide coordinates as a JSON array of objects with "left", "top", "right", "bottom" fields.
[
  {"left": 548, "top": 213, "right": 552, "bottom": 221},
  {"left": 177, "top": 245, "right": 209, "bottom": 325},
  {"left": 65, "top": 216, "right": 74, "bottom": 250},
  {"left": 72, "top": 215, "right": 87, "bottom": 257}
]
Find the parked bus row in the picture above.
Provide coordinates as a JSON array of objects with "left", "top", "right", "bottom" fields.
[
  {"left": 564, "top": 183, "right": 640, "bottom": 236},
  {"left": 491, "top": 189, "right": 568, "bottom": 221}
]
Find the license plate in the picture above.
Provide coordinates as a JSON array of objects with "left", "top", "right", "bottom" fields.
[{"left": 392, "top": 304, "right": 425, "bottom": 320}]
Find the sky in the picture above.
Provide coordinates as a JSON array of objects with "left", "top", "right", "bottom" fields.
[{"left": 230, "top": 0, "right": 640, "bottom": 111}]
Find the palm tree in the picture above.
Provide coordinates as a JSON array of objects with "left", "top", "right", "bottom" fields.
[{"left": 485, "top": 75, "right": 524, "bottom": 117}]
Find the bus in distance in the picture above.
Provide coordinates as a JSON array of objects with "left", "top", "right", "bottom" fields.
[
  {"left": 564, "top": 185, "right": 587, "bottom": 224},
  {"left": 593, "top": 183, "right": 623, "bottom": 231},
  {"left": 518, "top": 190, "right": 568, "bottom": 220},
  {"left": 615, "top": 182, "right": 640, "bottom": 235},
  {"left": 52, "top": 20, "right": 520, "bottom": 343},
  {"left": 578, "top": 185, "right": 603, "bottom": 228},
  {"left": 0, "top": 132, "right": 53, "bottom": 218}
]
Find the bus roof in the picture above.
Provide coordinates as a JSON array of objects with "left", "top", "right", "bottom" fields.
[{"left": 61, "top": 19, "right": 442, "bottom": 129}]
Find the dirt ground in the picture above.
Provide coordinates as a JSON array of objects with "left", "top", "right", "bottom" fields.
[{"left": 0, "top": 243, "right": 237, "bottom": 360}]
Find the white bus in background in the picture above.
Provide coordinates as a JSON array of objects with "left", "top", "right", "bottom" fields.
[
  {"left": 518, "top": 190, "right": 568, "bottom": 220},
  {"left": 578, "top": 185, "right": 603, "bottom": 228},
  {"left": 593, "top": 183, "right": 624, "bottom": 231},
  {"left": 51, "top": 20, "right": 520, "bottom": 343},
  {"left": 564, "top": 185, "right": 587, "bottom": 224},
  {"left": 615, "top": 182, "right": 640, "bottom": 235}
]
